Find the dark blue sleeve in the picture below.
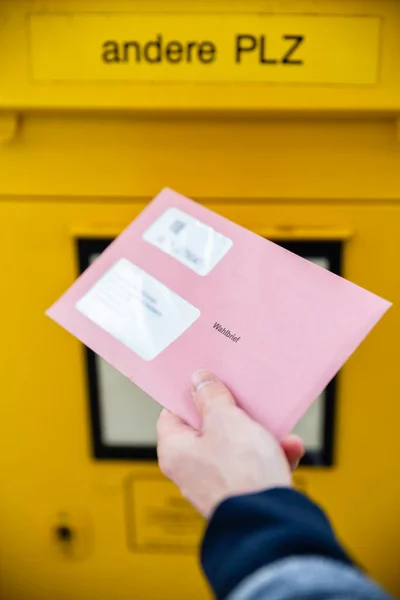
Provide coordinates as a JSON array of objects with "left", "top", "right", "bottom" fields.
[{"left": 201, "top": 488, "right": 354, "bottom": 600}]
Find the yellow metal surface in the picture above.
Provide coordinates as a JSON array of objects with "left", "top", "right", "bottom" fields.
[
  {"left": 1, "top": 0, "right": 400, "bottom": 112},
  {"left": 125, "top": 477, "right": 205, "bottom": 551},
  {"left": 1, "top": 191, "right": 400, "bottom": 599},
  {"left": 31, "top": 13, "right": 380, "bottom": 85},
  {"left": 1, "top": 1, "right": 400, "bottom": 599},
  {"left": 0, "top": 113, "right": 19, "bottom": 145},
  {"left": 2, "top": 115, "right": 400, "bottom": 202}
]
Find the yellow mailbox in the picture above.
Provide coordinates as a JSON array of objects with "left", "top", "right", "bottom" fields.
[{"left": 1, "top": 1, "right": 399, "bottom": 599}]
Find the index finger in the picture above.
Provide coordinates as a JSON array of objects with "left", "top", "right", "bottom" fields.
[{"left": 157, "top": 409, "right": 194, "bottom": 440}]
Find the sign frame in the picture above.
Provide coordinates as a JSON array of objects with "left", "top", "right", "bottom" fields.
[
  {"left": 30, "top": 12, "right": 380, "bottom": 86},
  {"left": 123, "top": 474, "right": 205, "bottom": 554},
  {"left": 77, "top": 237, "right": 341, "bottom": 467}
]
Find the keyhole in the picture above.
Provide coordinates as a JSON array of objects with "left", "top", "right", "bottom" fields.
[{"left": 55, "top": 525, "right": 74, "bottom": 544}]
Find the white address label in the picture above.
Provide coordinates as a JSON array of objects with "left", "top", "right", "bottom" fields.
[
  {"left": 76, "top": 258, "right": 200, "bottom": 361},
  {"left": 143, "top": 207, "right": 233, "bottom": 276}
]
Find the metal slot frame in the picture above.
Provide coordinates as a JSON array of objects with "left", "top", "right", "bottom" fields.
[{"left": 77, "top": 237, "right": 341, "bottom": 467}]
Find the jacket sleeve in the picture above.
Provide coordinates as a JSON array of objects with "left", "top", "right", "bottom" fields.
[{"left": 201, "top": 488, "right": 392, "bottom": 600}]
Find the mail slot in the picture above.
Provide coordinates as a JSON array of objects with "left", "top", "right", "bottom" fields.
[
  {"left": 1, "top": 1, "right": 399, "bottom": 599},
  {"left": 78, "top": 237, "right": 341, "bottom": 467}
]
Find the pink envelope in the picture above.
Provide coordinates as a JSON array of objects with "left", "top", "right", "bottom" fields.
[{"left": 46, "top": 189, "right": 391, "bottom": 439}]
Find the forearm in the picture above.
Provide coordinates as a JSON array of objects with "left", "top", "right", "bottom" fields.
[
  {"left": 225, "top": 556, "right": 391, "bottom": 600},
  {"left": 201, "top": 488, "right": 391, "bottom": 600}
]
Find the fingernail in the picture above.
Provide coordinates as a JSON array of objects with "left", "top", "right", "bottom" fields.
[{"left": 191, "top": 370, "right": 217, "bottom": 393}]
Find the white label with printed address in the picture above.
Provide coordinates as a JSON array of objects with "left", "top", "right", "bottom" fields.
[
  {"left": 76, "top": 258, "right": 200, "bottom": 361},
  {"left": 143, "top": 207, "right": 233, "bottom": 276}
]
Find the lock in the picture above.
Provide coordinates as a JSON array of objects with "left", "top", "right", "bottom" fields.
[{"left": 49, "top": 510, "right": 94, "bottom": 561}]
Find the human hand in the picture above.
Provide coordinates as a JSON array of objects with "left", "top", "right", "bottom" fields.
[{"left": 157, "top": 370, "right": 305, "bottom": 519}]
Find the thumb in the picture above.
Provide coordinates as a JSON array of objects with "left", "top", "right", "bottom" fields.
[{"left": 191, "top": 370, "right": 236, "bottom": 423}]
